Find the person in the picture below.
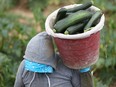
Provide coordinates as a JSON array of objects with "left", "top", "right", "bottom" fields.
[{"left": 14, "top": 31, "right": 93, "bottom": 87}]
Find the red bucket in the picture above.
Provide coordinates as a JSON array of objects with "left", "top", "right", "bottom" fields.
[
  {"left": 54, "top": 32, "right": 100, "bottom": 69},
  {"left": 45, "top": 4, "right": 105, "bottom": 69}
]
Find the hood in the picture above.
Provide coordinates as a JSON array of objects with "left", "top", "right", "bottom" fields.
[{"left": 23, "top": 31, "right": 57, "bottom": 69}]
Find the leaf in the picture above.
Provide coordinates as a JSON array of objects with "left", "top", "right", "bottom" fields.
[
  {"left": 94, "top": 77, "right": 109, "bottom": 87},
  {"left": 96, "top": 81, "right": 108, "bottom": 87},
  {"left": 32, "top": 8, "right": 44, "bottom": 22},
  {"left": 1, "top": 29, "right": 8, "bottom": 38},
  {"left": 6, "top": 23, "right": 14, "bottom": 30},
  {"left": 0, "top": 53, "right": 10, "bottom": 65},
  {"left": 95, "top": 58, "right": 105, "bottom": 69},
  {"left": 32, "top": 8, "right": 45, "bottom": 30}
]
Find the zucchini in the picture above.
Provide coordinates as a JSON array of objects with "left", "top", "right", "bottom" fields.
[
  {"left": 66, "top": 12, "right": 72, "bottom": 16},
  {"left": 91, "top": 16, "right": 101, "bottom": 27},
  {"left": 53, "top": 10, "right": 93, "bottom": 33},
  {"left": 64, "top": 23, "right": 85, "bottom": 35},
  {"left": 67, "top": 1, "right": 93, "bottom": 13},
  {"left": 84, "top": 27, "right": 93, "bottom": 32},
  {"left": 55, "top": 8, "right": 67, "bottom": 23},
  {"left": 84, "top": 11, "right": 102, "bottom": 30}
]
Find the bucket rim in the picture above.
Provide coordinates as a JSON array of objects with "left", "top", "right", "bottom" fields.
[{"left": 45, "top": 4, "right": 105, "bottom": 39}]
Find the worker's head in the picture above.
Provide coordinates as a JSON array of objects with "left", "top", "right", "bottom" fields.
[{"left": 23, "top": 31, "right": 57, "bottom": 69}]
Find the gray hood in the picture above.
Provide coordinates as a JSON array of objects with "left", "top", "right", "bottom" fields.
[{"left": 23, "top": 31, "right": 57, "bottom": 69}]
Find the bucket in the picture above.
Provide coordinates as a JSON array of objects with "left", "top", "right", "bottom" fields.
[{"left": 45, "top": 4, "right": 105, "bottom": 69}]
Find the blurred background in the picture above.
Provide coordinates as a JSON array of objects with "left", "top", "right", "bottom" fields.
[{"left": 0, "top": 0, "right": 116, "bottom": 87}]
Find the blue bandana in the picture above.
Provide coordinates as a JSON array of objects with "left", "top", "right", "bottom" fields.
[
  {"left": 24, "top": 59, "right": 53, "bottom": 73},
  {"left": 80, "top": 67, "right": 90, "bottom": 73}
]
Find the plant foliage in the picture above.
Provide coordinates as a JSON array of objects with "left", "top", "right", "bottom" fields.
[{"left": 0, "top": 0, "right": 116, "bottom": 87}]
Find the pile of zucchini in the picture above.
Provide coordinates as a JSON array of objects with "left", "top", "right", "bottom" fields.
[{"left": 53, "top": 2, "right": 102, "bottom": 35}]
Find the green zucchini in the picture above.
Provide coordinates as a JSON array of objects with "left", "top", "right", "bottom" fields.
[
  {"left": 84, "top": 11, "right": 102, "bottom": 30},
  {"left": 84, "top": 27, "right": 93, "bottom": 32},
  {"left": 91, "top": 16, "right": 101, "bottom": 27},
  {"left": 53, "top": 10, "right": 93, "bottom": 33},
  {"left": 55, "top": 8, "right": 67, "bottom": 23},
  {"left": 67, "top": 1, "right": 93, "bottom": 13},
  {"left": 66, "top": 12, "right": 72, "bottom": 16},
  {"left": 64, "top": 23, "right": 85, "bottom": 35}
]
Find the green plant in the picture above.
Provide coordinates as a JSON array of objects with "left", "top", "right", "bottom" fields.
[
  {"left": 28, "top": 0, "right": 49, "bottom": 10},
  {"left": 32, "top": 8, "right": 46, "bottom": 31},
  {"left": 93, "top": 0, "right": 116, "bottom": 12},
  {"left": 93, "top": 12, "right": 116, "bottom": 86},
  {"left": 94, "top": 76, "right": 109, "bottom": 87},
  {"left": 0, "top": 53, "right": 20, "bottom": 87},
  {"left": 0, "top": 0, "right": 115, "bottom": 87},
  {"left": 0, "top": 0, "right": 16, "bottom": 11},
  {"left": 27, "top": 0, "right": 47, "bottom": 31},
  {"left": 0, "top": 12, "right": 37, "bottom": 59},
  {"left": 0, "top": 11, "right": 37, "bottom": 87}
]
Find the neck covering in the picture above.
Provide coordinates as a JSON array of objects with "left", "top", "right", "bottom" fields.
[{"left": 25, "top": 59, "right": 53, "bottom": 73}]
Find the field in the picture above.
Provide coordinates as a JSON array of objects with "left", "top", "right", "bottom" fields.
[{"left": 0, "top": 0, "right": 116, "bottom": 87}]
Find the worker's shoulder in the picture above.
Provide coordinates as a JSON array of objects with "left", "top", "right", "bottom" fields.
[
  {"left": 55, "top": 53, "right": 79, "bottom": 72},
  {"left": 55, "top": 53, "right": 73, "bottom": 71}
]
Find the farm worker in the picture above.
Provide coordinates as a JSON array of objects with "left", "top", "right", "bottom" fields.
[{"left": 14, "top": 31, "right": 93, "bottom": 87}]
